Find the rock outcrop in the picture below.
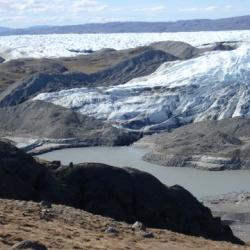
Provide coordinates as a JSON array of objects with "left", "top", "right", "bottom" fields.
[
  {"left": 137, "top": 117, "right": 250, "bottom": 170},
  {"left": 0, "top": 140, "right": 243, "bottom": 244},
  {"left": 0, "top": 140, "right": 60, "bottom": 201}
]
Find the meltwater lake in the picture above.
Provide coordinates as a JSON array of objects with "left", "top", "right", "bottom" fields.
[{"left": 38, "top": 146, "right": 250, "bottom": 198}]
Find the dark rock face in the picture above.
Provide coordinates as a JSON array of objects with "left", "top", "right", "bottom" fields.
[
  {"left": 0, "top": 57, "right": 5, "bottom": 64},
  {"left": 0, "top": 141, "right": 60, "bottom": 201},
  {"left": 0, "top": 140, "right": 243, "bottom": 244}
]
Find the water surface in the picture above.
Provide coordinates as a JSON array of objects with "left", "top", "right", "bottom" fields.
[{"left": 39, "top": 146, "right": 250, "bottom": 198}]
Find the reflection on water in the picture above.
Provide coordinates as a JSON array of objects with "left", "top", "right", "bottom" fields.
[{"left": 38, "top": 146, "right": 250, "bottom": 198}]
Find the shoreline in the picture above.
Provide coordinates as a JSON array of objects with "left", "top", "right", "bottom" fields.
[
  {"left": 2, "top": 136, "right": 136, "bottom": 156},
  {"left": 203, "top": 192, "right": 250, "bottom": 242},
  {"left": 4, "top": 136, "right": 250, "bottom": 172}
]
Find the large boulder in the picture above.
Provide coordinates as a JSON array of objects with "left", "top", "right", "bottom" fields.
[{"left": 56, "top": 163, "right": 242, "bottom": 244}]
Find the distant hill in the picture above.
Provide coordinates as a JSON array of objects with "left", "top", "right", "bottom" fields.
[
  {"left": 1, "top": 15, "right": 250, "bottom": 36},
  {"left": 0, "top": 27, "right": 11, "bottom": 33}
]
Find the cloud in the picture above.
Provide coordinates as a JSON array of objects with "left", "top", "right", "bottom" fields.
[
  {"left": 179, "top": 6, "right": 217, "bottom": 12},
  {"left": 178, "top": 7, "right": 199, "bottom": 12},
  {"left": 134, "top": 5, "right": 167, "bottom": 12},
  {"left": 72, "top": 0, "right": 108, "bottom": 12},
  {"left": 225, "top": 5, "right": 232, "bottom": 10},
  {"left": 205, "top": 6, "right": 217, "bottom": 11},
  {"left": 0, "top": 15, "right": 27, "bottom": 22},
  {"left": 0, "top": 0, "right": 107, "bottom": 13},
  {"left": 0, "top": 0, "right": 47, "bottom": 12}
]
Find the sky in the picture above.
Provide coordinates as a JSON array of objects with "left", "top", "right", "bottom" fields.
[{"left": 0, "top": 0, "right": 249, "bottom": 28}]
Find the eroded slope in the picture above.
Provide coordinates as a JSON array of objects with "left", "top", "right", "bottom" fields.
[{"left": 137, "top": 117, "right": 250, "bottom": 170}]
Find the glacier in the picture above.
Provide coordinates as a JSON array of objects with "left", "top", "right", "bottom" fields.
[
  {"left": 34, "top": 42, "right": 250, "bottom": 132},
  {"left": 1, "top": 31, "right": 250, "bottom": 61}
]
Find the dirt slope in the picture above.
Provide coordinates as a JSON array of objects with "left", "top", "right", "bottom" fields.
[{"left": 0, "top": 199, "right": 249, "bottom": 250}]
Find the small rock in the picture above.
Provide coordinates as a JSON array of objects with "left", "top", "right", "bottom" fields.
[
  {"left": 11, "top": 240, "right": 47, "bottom": 250},
  {"left": 140, "top": 231, "right": 154, "bottom": 238},
  {"left": 132, "top": 221, "right": 146, "bottom": 231},
  {"left": 49, "top": 161, "right": 61, "bottom": 170},
  {"left": 105, "top": 226, "right": 119, "bottom": 235},
  {"left": 40, "top": 200, "right": 52, "bottom": 209},
  {"left": 40, "top": 209, "right": 53, "bottom": 221}
]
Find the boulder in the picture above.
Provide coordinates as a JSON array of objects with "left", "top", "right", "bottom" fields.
[
  {"left": 105, "top": 227, "right": 119, "bottom": 235},
  {"left": 140, "top": 231, "right": 154, "bottom": 238},
  {"left": 132, "top": 221, "right": 146, "bottom": 231},
  {"left": 11, "top": 240, "right": 47, "bottom": 250}
]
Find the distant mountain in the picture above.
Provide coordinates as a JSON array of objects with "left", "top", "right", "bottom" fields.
[
  {"left": 0, "top": 27, "right": 11, "bottom": 33},
  {"left": 0, "top": 15, "right": 250, "bottom": 36}
]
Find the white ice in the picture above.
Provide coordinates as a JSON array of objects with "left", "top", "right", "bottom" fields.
[{"left": 0, "top": 30, "right": 250, "bottom": 61}]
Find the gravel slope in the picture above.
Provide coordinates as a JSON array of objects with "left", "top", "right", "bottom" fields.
[{"left": 0, "top": 199, "right": 249, "bottom": 250}]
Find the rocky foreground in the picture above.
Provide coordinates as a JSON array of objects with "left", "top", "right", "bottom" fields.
[
  {"left": 0, "top": 140, "right": 243, "bottom": 245},
  {"left": 0, "top": 199, "right": 249, "bottom": 250}
]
